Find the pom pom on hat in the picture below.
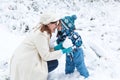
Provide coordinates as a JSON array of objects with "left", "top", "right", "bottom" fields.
[
  {"left": 40, "top": 11, "right": 61, "bottom": 25},
  {"left": 71, "top": 15, "right": 77, "bottom": 23}
]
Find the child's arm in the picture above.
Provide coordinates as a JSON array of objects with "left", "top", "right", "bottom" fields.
[{"left": 69, "top": 32, "right": 82, "bottom": 48}]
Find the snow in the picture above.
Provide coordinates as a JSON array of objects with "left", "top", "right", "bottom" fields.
[
  {"left": 0, "top": 24, "right": 25, "bottom": 80},
  {"left": 0, "top": 0, "right": 120, "bottom": 80},
  {"left": 62, "top": 37, "right": 73, "bottom": 48}
]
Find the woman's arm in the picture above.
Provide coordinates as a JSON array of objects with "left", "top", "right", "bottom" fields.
[{"left": 33, "top": 33, "right": 63, "bottom": 61}]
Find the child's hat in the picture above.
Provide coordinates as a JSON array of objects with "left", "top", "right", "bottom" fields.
[{"left": 61, "top": 15, "right": 77, "bottom": 30}]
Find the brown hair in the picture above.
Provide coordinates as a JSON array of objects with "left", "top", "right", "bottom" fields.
[{"left": 40, "top": 24, "right": 52, "bottom": 37}]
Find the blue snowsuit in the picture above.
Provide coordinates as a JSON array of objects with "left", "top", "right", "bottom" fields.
[{"left": 57, "top": 15, "right": 89, "bottom": 78}]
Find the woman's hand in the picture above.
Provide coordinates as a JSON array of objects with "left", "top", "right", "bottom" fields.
[{"left": 54, "top": 42, "right": 63, "bottom": 50}]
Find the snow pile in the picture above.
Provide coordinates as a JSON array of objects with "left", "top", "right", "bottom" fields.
[{"left": 63, "top": 37, "right": 73, "bottom": 48}]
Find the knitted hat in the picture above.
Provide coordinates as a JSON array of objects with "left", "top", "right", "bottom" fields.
[
  {"left": 40, "top": 11, "right": 61, "bottom": 25},
  {"left": 61, "top": 15, "right": 77, "bottom": 30}
]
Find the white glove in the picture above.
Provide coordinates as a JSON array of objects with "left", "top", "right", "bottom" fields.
[{"left": 63, "top": 37, "right": 73, "bottom": 48}]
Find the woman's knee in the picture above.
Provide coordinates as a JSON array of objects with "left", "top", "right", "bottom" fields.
[{"left": 47, "top": 60, "right": 58, "bottom": 72}]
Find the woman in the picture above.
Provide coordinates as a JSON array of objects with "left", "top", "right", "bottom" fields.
[{"left": 10, "top": 12, "right": 72, "bottom": 80}]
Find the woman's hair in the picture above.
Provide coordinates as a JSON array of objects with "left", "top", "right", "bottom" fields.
[
  {"left": 39, "top": 20, "right": 61, "bottom": 38},
  {"left": 40, "top": 24, "right": 52, "bottom": 37}
]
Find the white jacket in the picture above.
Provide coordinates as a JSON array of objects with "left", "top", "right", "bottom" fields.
[{"left": 10, "top": 30, "right": 62, "bottom": 80}]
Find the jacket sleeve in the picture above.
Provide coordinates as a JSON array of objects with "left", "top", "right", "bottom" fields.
[
  {"left": 70, "top": 32, "right": 83, "bottom": 48},
  {"left": 33, "top": 33, "right": 63, "bottom": 61}
]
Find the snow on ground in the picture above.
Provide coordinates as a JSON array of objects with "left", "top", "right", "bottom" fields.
[
  {"left": 0, "top": 24, "right": 25, "bottom": 80},
  {"left": 0, "top": 0, "right": 120, "bottom": 80}
]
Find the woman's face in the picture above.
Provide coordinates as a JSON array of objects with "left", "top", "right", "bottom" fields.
[
  {"left": 47, "top": 20, "right": 60, "bottom": 33},
  {"left": 57, "top": 21, "right": 62, "bottom": 31}
]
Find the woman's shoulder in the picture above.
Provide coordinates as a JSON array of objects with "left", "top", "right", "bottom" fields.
[{"left": 28, "top": 30, "right": 50, "bottom": 39}]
